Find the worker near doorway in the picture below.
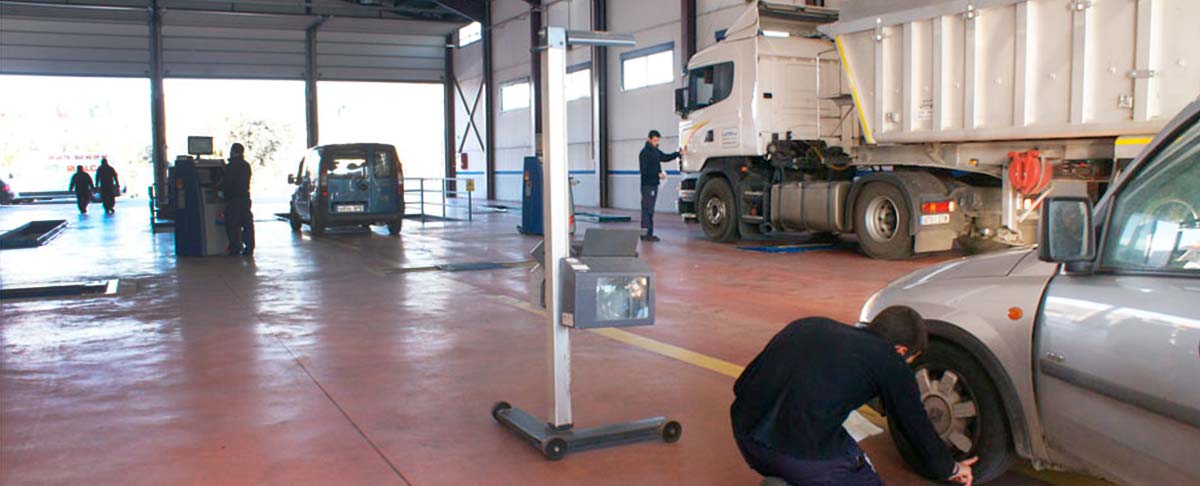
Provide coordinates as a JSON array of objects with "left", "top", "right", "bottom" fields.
[
  {"left": 638, "top": 130, "right": 684, "bottom": 242},
  {"left": 222, "top": 143, "right": 255, "bottom": 256},
  {"left": 68, "top": 165, "right": 94, "bottom": 215},
  {"left": 94, "top": 158, "right": 120, "bottom": 214},
  {"left": 731, "top": 307, "right": 978, "bottom": 486}
]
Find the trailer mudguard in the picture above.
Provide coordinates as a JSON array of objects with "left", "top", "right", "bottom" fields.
[{"left": 845, "top": 170, "right": 960, "bottom": 253}]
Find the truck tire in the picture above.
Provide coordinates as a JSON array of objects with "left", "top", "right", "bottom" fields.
[
  {"left": 698, "top": 178, "right": 739, "bottom": 242},
  {"left": 889, "top": 340, "right": 1015, "bottom": 485},
  {"left": 853, "top": 183, "right": 913, "bottom": 259}
]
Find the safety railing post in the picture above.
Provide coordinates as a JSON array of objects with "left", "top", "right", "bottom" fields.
[
  {"left": 441, "top": 179, "right": 447, "bottom": 220},
  {"left": 419, "top": 178, "right": 426, "bottom": 223},
  {"left": 468, "top": 181, "right": 473, "bottom": 221}
]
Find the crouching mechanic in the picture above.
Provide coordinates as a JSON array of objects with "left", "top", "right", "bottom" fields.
[{"left": 731, "top": 306, "right": 977, "bottom": 485}]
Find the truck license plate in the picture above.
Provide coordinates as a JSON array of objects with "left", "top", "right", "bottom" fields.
[
  {"left": 920, "top": 214, "right": 950, "bottom": 226},
  {"left": 336, "top": 204, "right": 365, "bottom": 213}
]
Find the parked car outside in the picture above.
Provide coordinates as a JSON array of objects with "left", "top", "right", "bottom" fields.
[
  {"left": 859, "top": 100, "right": 1200, "bottom": 485},
  {"left": 288, "top": 143, "right": 404, "bottom": 236}
]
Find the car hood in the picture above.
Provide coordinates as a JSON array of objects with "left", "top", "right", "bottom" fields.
[{"left": 889, "top": 248, "right": 1036, "bottom": 290}]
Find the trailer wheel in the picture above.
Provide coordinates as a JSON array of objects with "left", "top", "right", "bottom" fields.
[
  {"left": 698, "top": 178, "right": 739, "bottom": 242},
  {"left": 854, "top": 183, "right": 913, "bottom": 259},
  {"left": 890, "top": 341, "right": 1014, "bottom": 484}
]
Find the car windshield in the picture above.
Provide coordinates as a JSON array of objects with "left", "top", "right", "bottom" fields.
[{"left": 325, "top": 152, "right": 368, "bottom": 179}]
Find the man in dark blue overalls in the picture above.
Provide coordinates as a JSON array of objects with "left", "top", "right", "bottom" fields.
[
  {"left": 638, "top": 130, "right": 684, "bottom": 242},
  {"left": 221, "top": 143, "right": 255, "bottom": 256}
]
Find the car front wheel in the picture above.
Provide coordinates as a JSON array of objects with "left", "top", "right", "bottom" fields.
[{"left": 889, "top": 340, "right": 1014, "bottom": 484}]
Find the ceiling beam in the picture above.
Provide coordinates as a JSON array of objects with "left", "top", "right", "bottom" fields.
[{"left": 427, "top": 0, "right": 483, "bottom": 22}]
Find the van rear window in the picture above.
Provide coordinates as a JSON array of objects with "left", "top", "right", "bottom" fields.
[
  {"left": 326, "top": 152, "right": 368, "bottom": 179},
  {"left": 373, "top": 150, "right": 396, "bottom": 178}
]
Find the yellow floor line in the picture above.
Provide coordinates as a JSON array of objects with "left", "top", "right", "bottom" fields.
[
  {"left": 485, "top": 293, "right": 1105, "bottom": 486},
  {"left": 487, "top": 294, "right": 884, "bottom": 425}
]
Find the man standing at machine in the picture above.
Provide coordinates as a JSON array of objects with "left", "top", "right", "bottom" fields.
[
  {"left": 68, "top": 165, "right": 94, "bottom": 214},
  {"left": 638, "top": 130, "right": 684, "bottom": 242},
  {"left": 731, "top": 307, "right": 978, "bottom": 485},
  {"left": 94, "top": 158, "right": 120, "bottom": 214},
  {"left": 222, "top": 143, "right": 255, "bottom": 256}
]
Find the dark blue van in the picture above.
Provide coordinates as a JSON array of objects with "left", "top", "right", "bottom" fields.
[{"left": 288, "top": 143, "right": 404, "bottom": 236}]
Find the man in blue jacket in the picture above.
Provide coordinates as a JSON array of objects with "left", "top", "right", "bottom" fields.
[
  {"left": 638, "top": 130, "right": 684, "bottom": 242},
  {"left": 732, "top": 306, "right": 978, "bottom": 485}
]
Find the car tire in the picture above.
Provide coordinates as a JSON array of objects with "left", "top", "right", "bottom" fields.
[
  {"left": 698, "top": 178, "right": 739, "bottom": 242},
  {"left": 387, "top": 219, "right": 402, "bottom": 236},
  {"left": 889, "top": 340, "right": 1014, "bottom": 484},
  {"left": 289, "top": 206, "right": 302, "bottom": 232},
  {"left": 853, "top": 183, "right": 914, "bottom": 260}
]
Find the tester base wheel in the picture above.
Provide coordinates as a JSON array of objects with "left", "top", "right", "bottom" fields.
[
  {"left": 661, "top": 421, "right": 683, "bottom": 443},
  {"left": 542, "top": 438, "right": 568, "bottom": 461},
  {"left": 491, "top": 401, "right": 512, "bottom": 422}
]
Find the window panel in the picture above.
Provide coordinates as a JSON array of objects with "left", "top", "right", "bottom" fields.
[
  {"left": 565, "top": 68, "right": 591, "bottom": 101},
  {"left": 458, "top": 22, "right": 481, "bottom": 47},
  {"left": 621, "top": 45, "right": 675, "bottom": 91},
  {"left": 501, "top": 81, "right": 530, "bottom": 111}
]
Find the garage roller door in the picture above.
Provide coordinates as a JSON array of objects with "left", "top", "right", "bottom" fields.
[{"left": 0, "top": 3, "right": 150, "bottom": 77}]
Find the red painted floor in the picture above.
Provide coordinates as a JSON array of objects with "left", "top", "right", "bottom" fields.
[{"left": 0, "top": 200, "right": 1103, "bottom": 485}]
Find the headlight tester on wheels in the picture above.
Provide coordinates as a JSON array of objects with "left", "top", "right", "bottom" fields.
[{"left": 491, "top": 26, "right": 681, "bottom": 461}]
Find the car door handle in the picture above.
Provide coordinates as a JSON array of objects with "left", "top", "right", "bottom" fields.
[{"left": 1045, "top": 352, "right": 1065, "bottom": 363}]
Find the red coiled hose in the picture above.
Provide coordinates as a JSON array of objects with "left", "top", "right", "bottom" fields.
[{"left": 1008, "top": 150, "right": 1051, "bottom": 195}]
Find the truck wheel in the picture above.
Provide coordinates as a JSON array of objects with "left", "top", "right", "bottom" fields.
[
  {"left": 698, "top": 178, "right": 739, "bottom": 242},
  {"left": 889, "top": 341, "right": 1014, "bottom": 484},
  {"left": 854, "top": 183, "right": 913, "bottom": 259}
]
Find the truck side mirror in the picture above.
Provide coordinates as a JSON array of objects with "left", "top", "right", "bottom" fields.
[
  {"left": 674, "top": 88, "right": 687, "bottom": 116},
  {"left": 1038, "top": 197, "right": 1095, "bottom": 263},
  {"left": 288, "top": 174, "right": 296, "bottom": 185}
]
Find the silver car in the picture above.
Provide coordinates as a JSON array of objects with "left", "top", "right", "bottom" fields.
[{"left": 860, "top": 100, "right": 1200, "bottom": 485}]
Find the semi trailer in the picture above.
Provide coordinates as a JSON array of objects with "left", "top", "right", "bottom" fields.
[{"left": 674, "top": 0, "right": 1199, "bottom": 259}]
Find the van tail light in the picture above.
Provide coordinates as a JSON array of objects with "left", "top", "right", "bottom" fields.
[
  {"left": 397, "top": 181, "right": 404, "bottom": 196},
  {"left": 921, "top": 200, "right": 956, "bottom": 214}
]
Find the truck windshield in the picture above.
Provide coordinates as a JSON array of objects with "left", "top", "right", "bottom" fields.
[{"left": 688, "top": 62, "right": 734, "bottom": 110}]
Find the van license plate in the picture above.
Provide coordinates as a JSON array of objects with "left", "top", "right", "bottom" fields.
[
  {"left": 336, "top": 204, "right": 365, "bottom": 213},
  {"left": 919, "top": 214, "right": 950, "bottom": 226}
]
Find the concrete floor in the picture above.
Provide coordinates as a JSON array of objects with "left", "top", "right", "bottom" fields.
[{"left": 1, "top": 199, "right": 1110, "bottom": 485}]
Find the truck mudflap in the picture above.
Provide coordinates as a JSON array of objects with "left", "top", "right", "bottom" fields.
[
  {"left": 677, "top": 174, "right": 699, "bottom": 222},
  {"left": 847, "top": 170, "right": 964, "bottom": 254}
]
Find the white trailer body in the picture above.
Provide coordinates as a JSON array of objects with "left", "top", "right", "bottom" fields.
[
  {"left": 675, "top": 0, "right": 1199, "bottom": 259},
  {"left": 824, "top": 0, "right": 1199, "bottom": 145}
]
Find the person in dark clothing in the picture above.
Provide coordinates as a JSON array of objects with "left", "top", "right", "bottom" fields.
[
  {"left": 221, "top": 143, "right": 255, "bottom": 256},
  {"left": 731, "top": 307, "right": 978, "bottom": 486},
  {"left": 638, "top": 130, "right": 684, "bottom": 242},
  {"left": 94, "top": 158, "right": 120, "bottom": 214},
  {"left": 68, "top": 165, "right": 94, "bottom": 214}
]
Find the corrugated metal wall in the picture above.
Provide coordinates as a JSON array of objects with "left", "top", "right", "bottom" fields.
[
  {"left": 1, "top": 3, "right": 453, "bottom": 82},
  {"left": 0, "top": 5, "right": 151, "bottom": 77}
]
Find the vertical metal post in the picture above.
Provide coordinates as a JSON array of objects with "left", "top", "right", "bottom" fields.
[
  {"left": 305, "top": 18, "right": 325, "bottom": 148},
  {"left": 484, "top": 1, "right": 497, "bottom": 200},
  {"left": 468, "top": 184, "right": 473, "bottom": 221},
  {"left": 680, "top": 0, "right": 696, "bottom": 71},
  {"left": 442, "top": 179, "right": 447, "bottom": 220},
  {"left": 542, "top": 27, "right": 572, "bottom": 428},
  {"left": 591, "top": 0, "right": 609, "bottom": 208},
  {"left": 419, "top": 178, "right": 425, "bottom": 223},
  {"left": 530, "top": 0, "right": 543, "bottom": 155},
  {"left": 445, "top": 33, "right": 458, "bottom": 194},
  {"left": 149, "top": 0, "right": 167, "bottom": 209}
]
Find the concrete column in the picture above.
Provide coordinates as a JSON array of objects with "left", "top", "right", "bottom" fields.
[
  {"left": 681, "top": 0, "right": 696, "bottom": 70},
  {"left": 304, "top": 18, "right": 326, "bottom": 149},
  {"left": 444, "top": 34, "right": 457, "bottom": 189}
]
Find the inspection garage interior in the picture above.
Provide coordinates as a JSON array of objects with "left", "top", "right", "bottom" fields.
[{"left": 2, "top": 0, "right": 1198, "bottom": 484}]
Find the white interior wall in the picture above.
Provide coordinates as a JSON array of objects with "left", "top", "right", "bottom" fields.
[
  {"left": 606, "top": 0, "right": 682, "bottom": 210},
  {"left": 452, "top": 35, "right": 488, "bottom": 199}
]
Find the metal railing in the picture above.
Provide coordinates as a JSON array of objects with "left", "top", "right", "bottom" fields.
[{"left": 403, "top": 177, "right": 475, "bottom": 222}]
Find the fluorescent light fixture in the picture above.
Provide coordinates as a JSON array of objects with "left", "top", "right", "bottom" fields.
[{"left": 762, "top": 30, "right": 790, "bottom": 38}]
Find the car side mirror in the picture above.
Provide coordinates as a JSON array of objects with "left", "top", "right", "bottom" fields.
[
  {"left": 674, "top": 87, "right": 687, "bottom": 117},
  {"left": 1038, "top": 197, "right": 1095, "bottom": 263},
  {"left": 288, "top": 174, "right": 296, "bottom": 185}
]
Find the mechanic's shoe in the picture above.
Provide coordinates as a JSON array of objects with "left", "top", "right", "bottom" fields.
[
  {"left": 760, "top": 478, "right": 791, "bottom": 486},
  {"left": 241, "top": 249, "right": 254, "bottom": 256},
  {"left": 640, "top": 235, "right": 661, "bottom": 242}
]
